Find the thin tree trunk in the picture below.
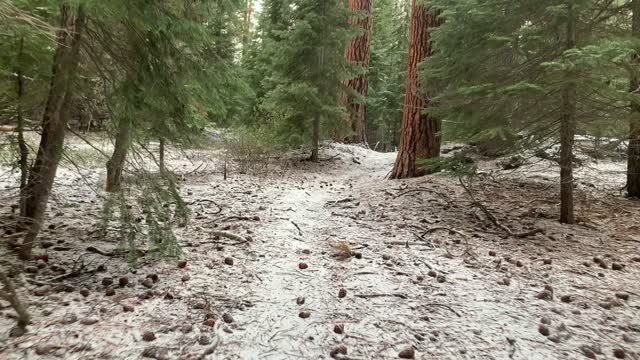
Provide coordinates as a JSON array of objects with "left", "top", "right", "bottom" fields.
[
  {"left": 342, "top": 0, "right": 373, "bottom": 144},
  {"left": 628, "top": 0, "right": 640, "bottom": 198},
  {"left": 105, "top": 116, "right": 132, "bottom": 192},
  {"left": 310, "top": 114, "right": 320, "bottom": 162},
  {"left": 559, "top": 3, "right": 577, "bottom": 224},
  {"left": 20, "top": 3, "right": 87, "bottom": 260},
  {"left": 159, "top": 137, "right": 166, "bottom": 175},
  {"left": 242, "top": 0, "right": 253, "bottom": 58},
  {"left": 16, "top": 37, "right": 29, "bottom": 219},
  {"left": 390, "top": 0, "right": 442, "bottom": 179}
]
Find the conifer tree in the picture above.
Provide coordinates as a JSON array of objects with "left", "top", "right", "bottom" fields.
[
  {"left": 367, "top": 0, "right": 409, "bottom": 150},
  {"left": 262, "top": 0, "right": 351, "bottom": 161},
  {"left": 341, "top": 0, "right": 374, "bottom": 144},
  {"left": 391, "top": 0, "right": 442, "bottom": 179},
  {"left": 424, "top": 0, "right": 634, "bottom": 222}
]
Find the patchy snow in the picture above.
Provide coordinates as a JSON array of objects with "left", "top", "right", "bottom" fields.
[{"left": 0, "top": 137, "right": 639, "bottom": 359}]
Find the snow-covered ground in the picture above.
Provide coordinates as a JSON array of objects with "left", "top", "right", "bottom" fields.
[{"left": 0, "top": 137, "right": 638, "bottom": 359}]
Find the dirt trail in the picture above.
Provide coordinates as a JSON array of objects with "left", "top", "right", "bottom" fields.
[{"left": 1, "top": 143, "right": 639, "bottom": 360}]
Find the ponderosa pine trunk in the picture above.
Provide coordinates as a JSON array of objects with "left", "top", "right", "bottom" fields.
[
  {"left": 342, "top": 0, "right": 373, "bottom": 144},
  {"left": 628, "top": 0, "right": 640, "bottom": 198},
  {"left": 105, "top": 116, "right": 132, "bottom": 192},
  {"left": 559, "top": 3, "right": 577, "bottom": 224},
  {"left": 20, "top": 3, "right": 86, "bottom": 260},
  {"left": 390, "top": 0, "right": 442, "bottom": 179}
]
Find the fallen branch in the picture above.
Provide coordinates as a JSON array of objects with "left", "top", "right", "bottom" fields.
[
  {"left": 211, "top": 231, "right": 248, "bottom": 244},
  {"left": 355, "top": 293, "right": 408, "bottom": 300},
  {"left": 291, "top": 221, "right": 303, "bottom": 236},
  {"left": 0, "top": 271, "right": 31, "bottom": 332},
  {"left": 424, "top": 303, "right": 462, "bottom": 317},
  {"left": 214, "top": 215, "right": 256, "bottom": 223},
  {"left": 86, "top": 246, "right": 116, "bottom": 257}
]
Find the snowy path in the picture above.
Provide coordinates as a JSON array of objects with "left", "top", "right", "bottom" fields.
[{"left": 1, "top": 143, "right": 638, "bottom": 360}]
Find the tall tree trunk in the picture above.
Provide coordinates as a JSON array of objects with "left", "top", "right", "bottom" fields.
[
  {"left": 20, "top": 3, "right": 87, "bottom": 260},
  {"left": 342, "top": 0, "right": 373, "bottom": 144},
  {"left": 559, "top": 3, "right": 577, "bottom": 224},
  {"left": 628, "top": 0, "right": 640, "bottom": 198},
  {"left": 16, "top": 37, "right": 29, "bottom": 219},
  {"left": 105, "top": 116, "right": 132, "bottom": 192},
  {"left": 390, "top": 0, "right": 442, "bottom": 179}
]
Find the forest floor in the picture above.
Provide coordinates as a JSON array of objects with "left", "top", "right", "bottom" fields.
[{"left": 0, "top": 136, "right": 639, "bottom": 360}]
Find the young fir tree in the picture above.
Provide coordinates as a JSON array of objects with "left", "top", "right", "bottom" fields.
[
  {"left": 0, "top": 0, "right": 56, "bottom": 217},
  {"left": 88, "top": 0, "right": 247, "bottom": 191},
  {"left": 424, "top": 0, "right": 634, "bottom": 222},
  {"left": 262, "top": 0, "right": 352, "bottom": 161},
  {"left": 242, "top": 0, "right": 293, "bottom": 124}
]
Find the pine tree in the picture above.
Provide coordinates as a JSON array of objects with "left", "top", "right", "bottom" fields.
[
  {"left": 0, "top": 1, "right": 59, "bottom": 219},
  {"left": 391, "top": 0, "right": 442, "bottom": 179},
  {"left": 262, "top": 0, "right": 351, "bottom": 161},
  {"left": 424, "top": 0, "right": 633, "bottom": 222},
  {"left": 91, "top": 0, "right": 246, "bottom": 190}
]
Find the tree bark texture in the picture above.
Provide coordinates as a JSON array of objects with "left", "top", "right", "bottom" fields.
[
  {"left": 628, "top": 0, "right": 640, "bottom": 198},
  {"left": 105, "top": 116, "right": 132, "bottom": 192},
  {"left": 341, "top": 0, "right": 373, "bottom": 144},
  {"left": 20, "top": 3, "right": 86, "bottom": 260},
  {"left": 559, "top": 3, "right": 577, "bottom": 224},
  {"left": 391, "top": 0, "right": 442, "bottom": 179}
]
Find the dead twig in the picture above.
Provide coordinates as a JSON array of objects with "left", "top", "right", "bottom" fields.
[
  {"left": 424, "top": 303, "right": 462, "bottom": 317},
  {"left": 355, "top": 293, "right": 408, "bottom": 300},
  {"left": 210, "top": 231, "right": 248, "bottom": 244},
  {"left": 291, "top": 221, "right": 303, "bottom": 236}
]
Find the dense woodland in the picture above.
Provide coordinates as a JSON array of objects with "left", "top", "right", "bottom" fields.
[{"left": 0, "top": 0, "right": 639, "bottom": 359}]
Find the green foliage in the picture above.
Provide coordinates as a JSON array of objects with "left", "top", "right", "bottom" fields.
[
  {"left": 418, "top": 152, "right": 477, "bottom": 176},
  {"left": 0, "top": 0, "right": 56, "bottom": 126},
  {"left": 86, "top": 0, "right": 253, "bottom": 147},
  {"left": 100, "top": 175, "right": 187, "bottom": 268},
  {"left": 260, "top": 0, "right": 353, "bottom": 150},
  {"left": 424, "top": 0, "right": 636, "bottom": 150},
  {"left": 367, "top": 0, "right": 410, "bottom": 150}
]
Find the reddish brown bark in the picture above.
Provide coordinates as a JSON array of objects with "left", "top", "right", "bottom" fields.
[
  {"left": 341, "top": 0, "right": 373, "bottom": 144},
  {"left": 391, "top": 0, "right": 442, "bottom": 179}
]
